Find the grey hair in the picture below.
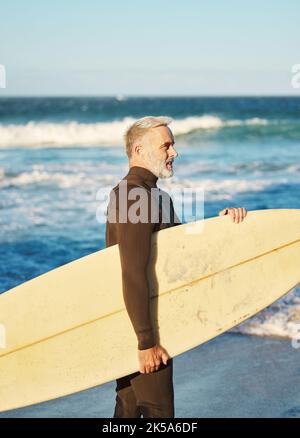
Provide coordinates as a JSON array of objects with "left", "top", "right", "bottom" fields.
[{"left": 124, "top": 115, "right": 173, "bottom": 158}]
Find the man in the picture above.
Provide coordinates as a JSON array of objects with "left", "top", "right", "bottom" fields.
[{"left": 105, "top": 116, "right": 247, "bottom": 418}]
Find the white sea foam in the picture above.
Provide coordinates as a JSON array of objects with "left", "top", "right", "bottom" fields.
[
  {"left": 231, "top": 286, "right": 300, "bottom": 340},
  {"left": 159, "top": 176, "right": 280, "bottom": 201},
  {"left": 0, "top": 116, "right": 268, "bottom": 148},
  {"left": 0, "top": 162, "right": 126, "bottom": 189},
  {"left": 0, "top": 163, "right": 280, "bottom": 199}
]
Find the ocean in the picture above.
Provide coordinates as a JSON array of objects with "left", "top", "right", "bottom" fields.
[{"left": 1, "top": 96, "right": 300, "bottom": 340}]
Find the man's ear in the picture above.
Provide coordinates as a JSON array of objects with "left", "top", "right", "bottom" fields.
[{"left": 134, "top": 143, "right": 143, "bottom": 158}]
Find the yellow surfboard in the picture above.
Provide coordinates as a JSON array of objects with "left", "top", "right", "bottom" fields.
[{"left": 0, "top": 209, "right": 299, "bottom": 412}]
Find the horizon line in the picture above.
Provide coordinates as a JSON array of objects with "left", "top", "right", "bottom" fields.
[{"left": 0, "top": 94, "right": 300, "bottom": 99}]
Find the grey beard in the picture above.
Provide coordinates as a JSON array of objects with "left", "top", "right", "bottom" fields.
[{"left": 143, "top": 153, "right": 173, "bottom": 179}]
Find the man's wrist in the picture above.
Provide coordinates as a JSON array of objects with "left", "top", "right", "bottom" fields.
[{"left": 137, "top": 330, "right": 156, "bottom": 350}]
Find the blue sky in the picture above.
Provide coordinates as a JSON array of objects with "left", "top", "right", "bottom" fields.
[{"left": 0, "top": 0, "right": 299, "bottom": 96}]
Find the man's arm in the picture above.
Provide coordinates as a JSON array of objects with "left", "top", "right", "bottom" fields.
[{"left": 116, "top": 186, "right": 155, "bottom": 350}]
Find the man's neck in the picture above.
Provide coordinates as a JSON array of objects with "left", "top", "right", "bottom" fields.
[{"left": 127, "top": 165, "right": 158, "bottom": 185}]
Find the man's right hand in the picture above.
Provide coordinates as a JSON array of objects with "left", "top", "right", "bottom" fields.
[{"left": 138, "top": 344, "right": 170, "bottom": 374}]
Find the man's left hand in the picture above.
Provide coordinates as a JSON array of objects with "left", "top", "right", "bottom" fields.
[{"left": 218, "top": 207, "right": 247, "bottom": 224}]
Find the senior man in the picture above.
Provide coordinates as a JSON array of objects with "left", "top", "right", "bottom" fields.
[{"left": 105, "top": 116, "right": 247, "bottom": 418}]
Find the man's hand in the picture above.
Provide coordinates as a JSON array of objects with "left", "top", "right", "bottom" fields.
[
  {"left": 138, "top": 344, "right": 170, "bottom": 374},
  {"left": 218, "top": 207, "right": 247, "bottom": 224}
]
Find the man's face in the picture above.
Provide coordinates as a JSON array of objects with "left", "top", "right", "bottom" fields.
[{"left": 141, "top": 126, "right": 178, "bottom": 178}]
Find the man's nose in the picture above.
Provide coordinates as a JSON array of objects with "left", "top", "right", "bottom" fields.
[{"left": 169, "top": 145, "right": 178, "bottom": 158}]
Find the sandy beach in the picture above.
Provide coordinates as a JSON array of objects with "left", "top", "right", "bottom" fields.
[{"left": 1, "top": 333, "right": 300, "bottom": 418}]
